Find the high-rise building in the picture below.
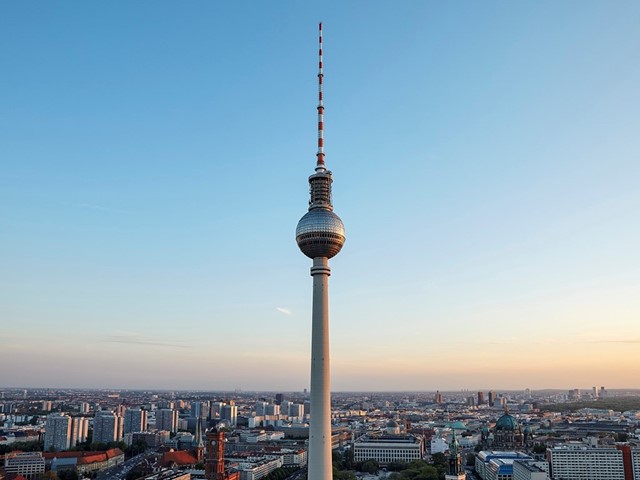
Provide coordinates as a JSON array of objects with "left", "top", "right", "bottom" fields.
[
  {"left": 265, "top": 404, "right": 280, "bottom": 416},
  {"left": 289, "top": 403, "right": 304, "bottom": 418},
  {"left": 488, "top": 391, "right": 497, "bottom": 407},
  {"left": 478, "top": 391, "right": 485, "bottom": 405},
  {"left": 80, "top": 402, "right": 90, "bottom": 414},
  {"left": 191, "top": 401, "right": 207, "bottom": 419},
  {"left": 210, "top": 402, "right": 224, "bottom": 418},
  {"left": 295, "top": 22, "right": 346, "bottom": 480},
  {"left": 124, "top": 408, "right": 148, "bottom": 434},
  {"left": 44, "top": 413, "right": 72, "bottom": 451},
  {"left": 280, "top": 400, "right": 292, "bottom": 416},
  {"left": 435, "top": 391, "right": 443, "bottom": 404},
  {"left": 220, "top": 404, "right": 237, "bottom": 427},
  {"left": 275, "top": 393, "right": 284, "bottom": 405},
  {"left": 70, "top": 416, "right": 89, "bottom": 446},
  {"left": 255, "top": 401, "right": 268, "bottom": 416},
  {"left": 93, "top": 411, "right": 121, "bottom": 443},
  {"left": 157, "top": 408, "right": 179, "bottom": 432}
]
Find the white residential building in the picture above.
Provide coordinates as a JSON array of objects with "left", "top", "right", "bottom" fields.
[
  {"left": 4, "top": 451, "right": 45, "bottom": 479},
  {"left": 71, "top": 416, "right": 89, "bottom": 446},
  {"left": 124, "top": 408, "right": 148, "bottom": 434},
  {"left": 94, "top": 411, "right": 123, "bottom": 443},
  {"left": 547, "top": 444, "right": 636, "bottom": 480},
  {"left": 513, "top": 460, "right": 548, "bottom": 480},
  {"left": 353, "top": 434, "right": 424, "bottom": 465},
  {"left": 44, "top": 413, "right": 72, "bottom": 451}
]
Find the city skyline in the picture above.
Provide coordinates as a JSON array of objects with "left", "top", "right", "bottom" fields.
[{"left": 2, "top": 1, "right": 639, "bottom": 391}]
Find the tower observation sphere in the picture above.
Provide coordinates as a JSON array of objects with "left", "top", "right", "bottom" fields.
[{"left": 296, "top": 192, "right": 345, "bottom": 259}]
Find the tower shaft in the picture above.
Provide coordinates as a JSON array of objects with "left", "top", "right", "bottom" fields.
[{"left": 309, "top": 257, "right": 332, "bottom": 480}]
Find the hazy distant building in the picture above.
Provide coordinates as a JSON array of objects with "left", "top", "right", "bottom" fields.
[
  {"left": 191, "top": 401, "right": 207, "bottom": 419},
  {"left": 210, "top": 402, "right": 224, "bottom": 418},
  {"left": 255, "top": 402, "right": 268, "bottom": 416},
  {"left": 568, "top": 389, "right": 581, "bottom": 401},
  {"left": 265, "top": 404, "right": 280, "bottom": 416},
  {"left": 157, "top": 408, "right": 179, "bottom": 432},
  {"left": 94, "top": 411, "right": 122, "bottom": 443},
  {"left": 488, "top": 391, "right": 497, "bottom": 407},
  {"left": 124, "top": 408, "right": 148, "bottom": 434},
  {"left": 280, "top": 401, "right": 292, "bottom": 416},
  {"left": 434, "top": 391, "right": 443, "bottom": 404},
  {"left": 44, "top": 413, "right": 72, "bottom": 451},
  {"left": 289, "top": 403, "right": 304, "bottom": 418},
  {"left": 221, "top": 404, "right": 238, "bottom": 427},
  {"left": 478, "top": 392, "right": 485, "bottom": 405}
]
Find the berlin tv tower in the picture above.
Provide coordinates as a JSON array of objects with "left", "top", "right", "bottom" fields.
[{"left": 296, "top": 23, "right": 346, "bottom": 480}]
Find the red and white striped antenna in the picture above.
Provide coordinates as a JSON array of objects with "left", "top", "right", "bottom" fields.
[{"left": 316, "top": 22, "right": 325, "bottom": 172}]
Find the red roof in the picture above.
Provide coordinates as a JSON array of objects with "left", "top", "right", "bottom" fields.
[
  {"left": 43, "top": 448, "right": 124, "bottom": 464},
  {"left": 160, "top": 450, "right": 198, "bottom": 467}
]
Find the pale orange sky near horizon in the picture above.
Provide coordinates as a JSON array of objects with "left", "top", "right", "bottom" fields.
[{"left": 2, "top": 1, "right": 639, "bottom": 391}]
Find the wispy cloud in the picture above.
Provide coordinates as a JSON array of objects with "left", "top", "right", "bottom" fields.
[
  {"left": 591, "top": 339, "right": 640, "bottom": 344},
  {"left": 102, "top": 334, "right": 190, "bottom": 349},
  {"left": 276, "top": 307, "right": 292, "bottom": 316},
  {"left": 64, "top": 201, "right": 130, "bottom": 214}
]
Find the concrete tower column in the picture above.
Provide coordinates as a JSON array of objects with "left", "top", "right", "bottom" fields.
[{"left": 309, "top": 257, "right": 331, "bottom": 480}]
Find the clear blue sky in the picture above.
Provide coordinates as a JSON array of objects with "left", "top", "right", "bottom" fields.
[{"left": 2, "top": 1, "right": 639, "bottom": 391}]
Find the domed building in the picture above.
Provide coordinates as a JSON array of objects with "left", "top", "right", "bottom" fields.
[
  {"left": 385, "top": 419, "right": 401, "bottom": 435},
  {"left": 492, "top": 408, "right": 524, "bottom": 450}
]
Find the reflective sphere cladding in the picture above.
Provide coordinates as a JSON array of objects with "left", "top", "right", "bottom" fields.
[{"left": 296, "top": 209, "right": 346, "bottom": 259}]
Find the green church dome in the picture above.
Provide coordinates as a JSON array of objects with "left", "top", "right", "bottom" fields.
[{"left": 495, "top": 413, "right": 517, "bottom": 431}]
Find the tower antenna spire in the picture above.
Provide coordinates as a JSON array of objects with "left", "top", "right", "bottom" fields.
[{"left": 316, "top": 22, "right": 325, "bottom": 172}]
